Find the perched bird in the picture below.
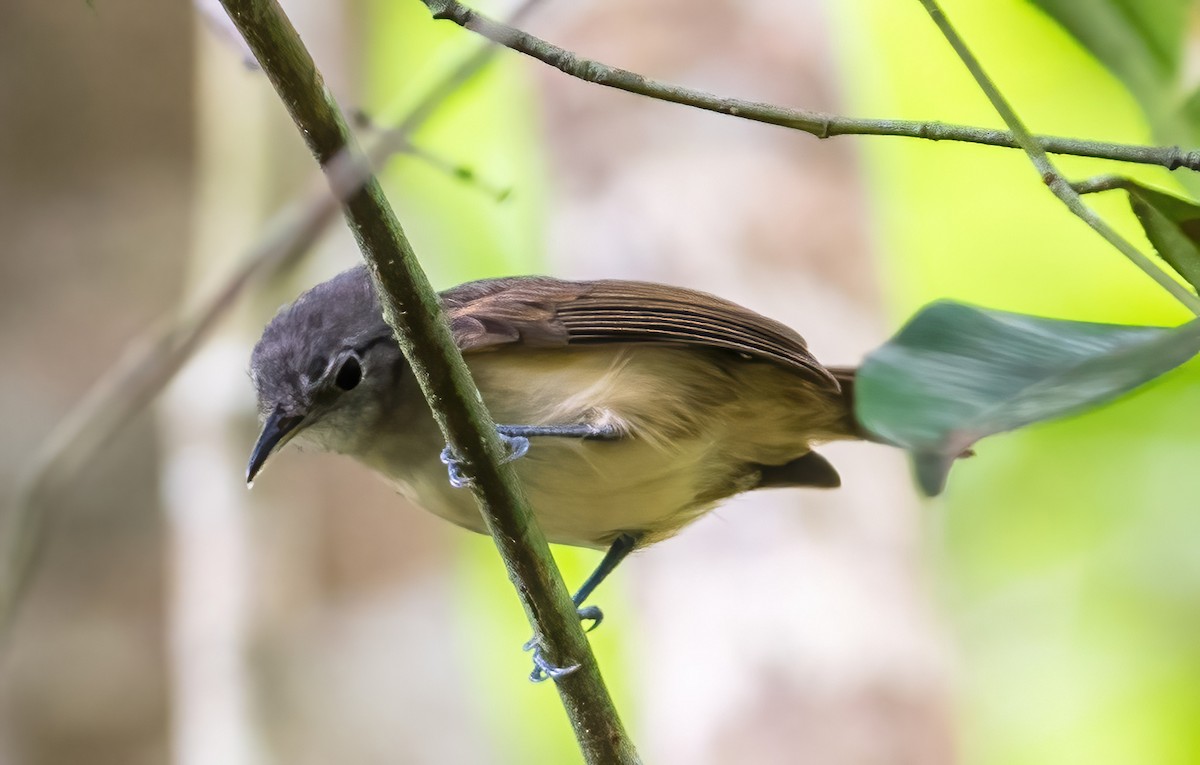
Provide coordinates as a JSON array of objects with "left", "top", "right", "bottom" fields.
[{"left": 248, "top": 265, "right": 861, "bottom": 678}]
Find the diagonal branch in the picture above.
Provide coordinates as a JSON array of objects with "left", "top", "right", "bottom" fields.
[
  {"left": 915, "top": 0, "right": 1200, "bottom": 316},
  {"left": 216, "top": 1, "right": 640, "bottom": 763},
  {"left": 420, "top": 0, "right": 1200, "bottom": 173}
]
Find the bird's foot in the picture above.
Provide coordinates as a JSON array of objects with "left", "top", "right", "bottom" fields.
[
  {"left": 440, "top": 431, "right": 531, "bottom": 489},
  {"left": 523, "top": 605, "right": 604, "bottom": 683},
  {"left": 439, "top": 446, "right": 469, "bottom": 488},
  {"left": 441, "top": 422, "right": 620, "bottom": 489},
  {"left": 523, "top": 640, "right": 580, "bottom": 683},
  {"left": 577, "top": 604, "right": 604, "bottom": 632}
]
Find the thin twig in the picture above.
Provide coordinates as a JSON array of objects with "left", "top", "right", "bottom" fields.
[
  {"left": 1071, "top": 175, "right": 1137, "bottom": 195},
  {"left": 915, "top": 0, "right": 1200, "bottom": 315},
  {"left": 404, "top": 142, "right": 513, "bottom": 201},
  {"left": 420, "top": 0, "right": 1200, "bottom": 173},
  {"left": 1, "top": 1, "right": 538, "bottom": 648},
  {"left": 216, "top": 1, "right": 640, "bottom": 763},
  {"left": 354, "top": 112, "right": 512, "bottom": 201}
]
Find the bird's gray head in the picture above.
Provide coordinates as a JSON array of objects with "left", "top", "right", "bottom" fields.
[{"left": 247, "top": 265, "right": 404, "bottom": 483}]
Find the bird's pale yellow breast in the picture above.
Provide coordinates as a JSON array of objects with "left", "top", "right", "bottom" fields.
[{"left": 389, "top": 344, "right": 846, "bottom": 548}]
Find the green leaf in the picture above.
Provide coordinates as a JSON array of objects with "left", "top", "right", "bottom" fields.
[
  {"left": 857, "top": 302, "right": 1200, "bottom": 495},
  {"left": 1027, "top": 0, "right": 1187, "bottom": 120},
  {"left": 1123, "top": 182, "right": 1200, "bottom": 292}
]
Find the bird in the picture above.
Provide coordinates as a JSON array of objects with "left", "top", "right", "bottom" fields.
[{"left": 247, "top": 265, "right": 862, "bottom": 679}]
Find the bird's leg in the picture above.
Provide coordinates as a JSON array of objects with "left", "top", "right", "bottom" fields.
[
  {"left": 436, "top": 422, "right": 633, "bottom": 680},
  {"left": 439, "top": 423, "right": 621, "bottom": 488},
  {"left": 439, "top": 431, "right": 529, "bottom": 489},
  {"left": 525, "top": 532, "right": 641, "bottom": 683},
  {"left": 495, "top": 423, "right": 622, "bottom": 441}
]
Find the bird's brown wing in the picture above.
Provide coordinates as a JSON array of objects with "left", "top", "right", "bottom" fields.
[{"left": 441, "top": 276, "right": 839, "bottom": 390}]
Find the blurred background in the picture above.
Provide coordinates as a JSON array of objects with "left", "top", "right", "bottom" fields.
[{"left": 2, "top": 0, "right": 1199, "bottom": 763}]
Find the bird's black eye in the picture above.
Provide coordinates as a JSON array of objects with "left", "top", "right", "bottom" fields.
[{"left": 334, "top": 356, "right": 362, "bottom": 391}]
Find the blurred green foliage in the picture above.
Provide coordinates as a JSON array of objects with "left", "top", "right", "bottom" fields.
[
  {"left": 834, "top": 1, "right": 1200, "bottom": 764},
  {"left": 1030, "top": 1, "right": 1187, "bottom": 117},
  {"left": 1030, "top": 0, "right": 1200, "bottom": 197}
]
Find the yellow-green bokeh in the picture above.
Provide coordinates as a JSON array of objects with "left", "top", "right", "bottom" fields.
[{"left": 831, "top": 2, "right": 1200, "bottom": 764}]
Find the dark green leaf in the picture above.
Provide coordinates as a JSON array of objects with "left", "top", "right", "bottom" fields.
[
  {"left": 857, "top": 302, "right": 1200, "bottom": 495},
  {"left": 1126, "top": 182, "right": 1200, "bottom": 292}
]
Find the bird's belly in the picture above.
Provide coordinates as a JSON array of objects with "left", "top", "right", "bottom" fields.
[
  {"left": 521, "top": 438, "right": 727, "bottom": 547},
  {"left": 367, "top": 344, "right": 836, "bottom": 549},
  {"left": 388, "top": 437, "right": 728, "bottom": 550}
]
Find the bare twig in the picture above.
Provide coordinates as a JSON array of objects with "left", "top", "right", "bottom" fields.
[
  {"left": 420, "top": 0, "right": 1200, "bottom": 174},
  {"left": 404, "top": 142, "right": 513, "bottom": 201},
  {"left": 354, "top": 112, "right": 512, "bottom": 201},
  {"left": 915, "top": 0, "right": 1200, "bottom": 316},
  {"left": 1071, "top": 175, "right": 1137, "bottom": 195},
  {"left": 216, "top": 1, "right": 640, "bottom": 763}
]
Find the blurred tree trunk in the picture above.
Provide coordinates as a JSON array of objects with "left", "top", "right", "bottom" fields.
[
  {"left": 160, "top": 3, "right": 357, "bottom": 765},
  {"left": 0, "top": 2, "right": 193, "bottom": 764},
  {"left": 157, "top": 15, "right": 273, "bottom": 765}
]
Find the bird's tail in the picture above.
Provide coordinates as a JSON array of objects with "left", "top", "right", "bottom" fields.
[{"left": 826, "top": 365, "right": 872, "bottom": 440}]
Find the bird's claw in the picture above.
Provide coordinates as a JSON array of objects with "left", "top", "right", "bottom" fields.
[
  {"left": 440, "top": 432, "right": 531, "bottom": 489},
  {"left": 523, "top": 638, "right": 580, "bottom": 683},
  {"left": 500, "top": 433, "right": 530, "bottom": 462},
  {"left": 523, "top": 605, "right": 605, "bottom": 682},
  {"left": 578, "top": 605, "right": 604, "bottom": 632},
  {"left": 439, "top": 446, "right": 470, "bottom": 488}
]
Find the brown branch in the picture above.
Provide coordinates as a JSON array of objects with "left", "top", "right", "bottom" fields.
[{"left": 216, "top": 1, "right": 640, "bottom": 762}]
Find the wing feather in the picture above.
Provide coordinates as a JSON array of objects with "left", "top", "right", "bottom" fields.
[{"left": 441, "top": 276, "right": 838, "bottom": 390}]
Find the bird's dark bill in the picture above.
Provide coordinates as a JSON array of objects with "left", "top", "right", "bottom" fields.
[{"left": 246, "top": 409, "right": 305, "bottom": 485}]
